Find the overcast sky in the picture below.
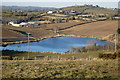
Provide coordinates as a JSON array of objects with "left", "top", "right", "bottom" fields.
[
  {"left": 2, "top": 0, "right": 119, "bottom": 8},
  {"left": 2, "top": 0, "right": 119, "bottom": 2}
]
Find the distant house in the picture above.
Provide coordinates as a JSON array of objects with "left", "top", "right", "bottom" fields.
[
  {"left": 28, "top": 22, "right": 39, "bottom": 27},
  {"left": 47, "top": 11, "right": 56, "bottom": 14},
  {"left": 112, "top": 17, "right": 120, "bottom": 20},
  {"left": 20, "top": 22, "right": 39, "bottom": 27},
  {"left": 8, "top": 21, "right": 14, "bottom": 25},
  {"left": 59, "top": 10, "right": 63, "bottom": 13},
  {"left": 57, "top": 10, "right": 64, "bottom": 13},
  {"left": 19, "top": 22, "right": 28, "bottom": 27},
  {"left": 12, "top": 24, "right": 20, "bottom": 27},
  {"left": 17, "top": 10, "right": 23, "bottom": 12},
  {"left": 70, "top": 10, "right": 76, "bottom": 13},
  {"left": 112, "top": 15, "right": 120, "bottom": 20},
  {"left": 8, "top": 21, "right": 19, "bottom": 27},
  {"left": 8, "top": 21, "right": 38, "bottom": 27}
]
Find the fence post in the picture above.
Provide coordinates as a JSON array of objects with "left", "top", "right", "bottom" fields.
[
  {"left": 88, "top": 56, "right": 91, "bottom": 60},
  {"left": 35, "top": 56, "right": 36, "bottom": 60},
  {"left": 72, "top": 56, "right": 75, "bottom": 60},
  {"left": 58, "top": 56, "right": 60, "bottom": 60},
  {"left": 47, "top": 56, "right": 49, "bottom": 60},
  {"left": 44, "top": 56, "right": 46, "bottom": 61}
]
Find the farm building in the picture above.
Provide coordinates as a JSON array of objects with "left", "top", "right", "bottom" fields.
[
  {"left": 8, "top": 21, "right": 20, "bottom": 27},
  {"left": 8, "top": 21, "right": 39, "bottom": 27},
  {"left": 12, "top": 24, "right": 20, "bottom": 27},
  {"left": 28, "top": 22, "right": 39, "bottom": 27},
  {"left": 59, "top": 10, "right": 64, "bottom": 13},
  {"left": 19, "top": 22, "right": 28, "bottom": 27},
  {"left": 47, "top": 11, "right": 56, "bottom": 14},
  {"left": 19, "top": 22, "right": 39, "bottom": 27},
  {"left": 70, "top": 10, "right": 76, "bottom": 13},
  {"left": 8, "top": 21, "right": 14, "bottom": 25}
]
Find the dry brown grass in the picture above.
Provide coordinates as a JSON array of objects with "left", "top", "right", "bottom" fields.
[
  {"left": 2, "top": 20, "right": 118, "bottom": 42},
  {"left": 43, "top": 16, "right": 67, "bottom": 19},
  {"left": 2, "top": 25, "right": 54, "bottom": 42},
  {"left": 2, "top": 59, "right": 118, "bottom": 78},
  {"left": 45, "top": 21, "right": 85, "bottom": 30},
  {"left": 2, "top": 21, "right": 85, "bottom": 42},
  {"left": 61, "top": 20, "right": 118, "bottom": 38},
  {"left": 52, "top": 13, "right": 68, "bottom": 17}
]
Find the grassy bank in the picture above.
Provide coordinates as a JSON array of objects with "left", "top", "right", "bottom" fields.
[
  {"left": 1, "top": 50, "right": 102, "bottom": 59},
  {"left": 2, "top": 59, "right": 118, "bottom": 79},
  {"left": 1, "top": 50, "right": 119, "bottom": 79}
]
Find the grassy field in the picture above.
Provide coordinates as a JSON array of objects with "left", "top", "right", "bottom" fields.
[
  {"left": 2, "top": 59, "right": 118, "bottom": 79},
  {"left": 61, "top": 5, "right": 117, "bottom": 15},
  {"left": 2, "top": 50, "right": 101, "bottom": 59},
  {"left": 61, "top": 20, "right": 118, "bottom": 38},
  {"left": 1, "top": 50, "right": 119, "bottom": 79},
  {"left": 2, "top": 20, "right": 118, "bottom": 43},
  {"left": 2, "top": 21, "right": 86, "bottom": 42}
]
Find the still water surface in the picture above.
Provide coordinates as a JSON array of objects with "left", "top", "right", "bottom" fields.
[{"left": 1, "top": 37, "right": 108, "bottom": 53}]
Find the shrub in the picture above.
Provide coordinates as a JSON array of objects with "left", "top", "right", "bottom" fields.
[
  {"left": 117, "top": 28, "right": 120, "bottom": 34},
  {"left": 99, "top": 53, "right": 117, "bottom": 59}
]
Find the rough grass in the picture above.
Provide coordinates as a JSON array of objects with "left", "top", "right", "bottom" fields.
[
  {"left": 2, "top": 21, "right": 85, "bottom": 42},
  {"left": 2, "top": 50, "right": 101, "bottom": 59},
  {"left": 2, "top": 50, "right": 119, "bottom": 79},
  {"left": 52, "top": 13, "right": 68, "bottom": 17},
  {"left": 2, "top": 20, "right": 117, "bottom": 43},
  {"left": 61, "top": 20, "right": 118, "bottom": 38},
  {"left": 2, "top": 59, "right": 118, "bottom": 79}
]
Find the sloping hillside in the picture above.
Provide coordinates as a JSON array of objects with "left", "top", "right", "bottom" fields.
[
  {"left": 2, "top": 20, "right": 118, "bottom": 42},
  {"left": 60, "top": 5, "right": 117, "bottom": 15},
  {"left": 2, "top": 28, "right": 28, "bottom": 42},
  {"left": 61, "top": 20, "right": 118, "bottom": 38}
]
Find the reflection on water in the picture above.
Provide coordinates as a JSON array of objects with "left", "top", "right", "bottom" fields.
[{"left": 1, "top": 37, "right": 108, "bottom": 53}]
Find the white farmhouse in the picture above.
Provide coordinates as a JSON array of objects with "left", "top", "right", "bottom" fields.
[
  {"left": 8, "top": 21, "right": 20, "bottom": 27},
  {"left": 8, "top": 21, "right": 14, "bottom": 25},
  {"left": 47, "top": 11, "right": 55, "bottom": 14},
  {"left": 8, "top": 21, "right": 39, "bottom": 27},
  {"left": 70, "top": 10, "right": 76, "bottom": 13},
  {"left": 28, "top": 22, "right": 39, "bottom": 27},
  {"left": 19, "top": 22, "right": 28, "bottom": 27}
]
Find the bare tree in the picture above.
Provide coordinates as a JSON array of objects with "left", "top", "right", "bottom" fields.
[{"left": 86, "top": 39, "right": 97, "bottom": 52}]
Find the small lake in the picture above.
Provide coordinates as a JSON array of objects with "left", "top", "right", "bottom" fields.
[{"left": 1, "top": 37, "right": 109, "bottom": 53}]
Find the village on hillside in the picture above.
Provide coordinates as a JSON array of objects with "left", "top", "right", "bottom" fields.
[{"left": 2, "top": 5, "right": 119, "bottom": 28}]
